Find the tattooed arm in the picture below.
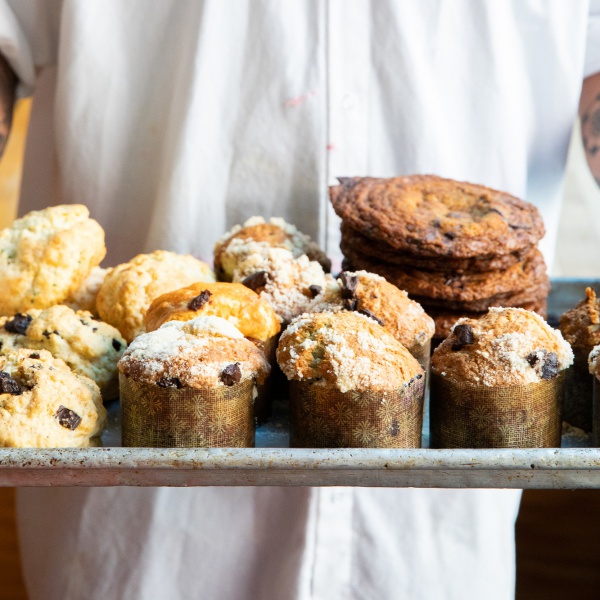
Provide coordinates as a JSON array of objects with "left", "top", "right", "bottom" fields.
[
  {"left": 0, "top": 53, "right": 17, "bottom": 160},
  {"left": 580, "top": 72, "right": 600, "bottom": 184}
]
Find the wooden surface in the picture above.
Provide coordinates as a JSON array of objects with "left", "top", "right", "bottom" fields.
[{"left": 0, "top": 489, "right": 27, "bottom": 599}]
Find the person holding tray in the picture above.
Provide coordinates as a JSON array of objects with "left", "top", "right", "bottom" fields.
[{"left": 2, "top": 1, "right": 600, "bottom": 599}]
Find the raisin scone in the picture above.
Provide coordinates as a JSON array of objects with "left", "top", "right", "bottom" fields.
[
  {"left": 0, "top": 349, "right": 106, "bottom": 447},
  {"left": 0, "top": 205, "right": 106, "bottom": 315},
  {"left": 96, "top": 250, "right": 216, "bottom": 342},
  {"left": 0, "top": 306, "right": 127, "bottom": 400}
]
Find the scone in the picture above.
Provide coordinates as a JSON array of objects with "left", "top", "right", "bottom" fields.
[
  {"left": 0, "top": 305, "right": 126, "bottom": 400},
  {"left": 119, "top": 317, "right": 270, "bottom": 447},
  {"left": 230, "top": 243, "right": 327, "bottom": 325},
  {"left": 214, "top": 216, "right": 330, "bottom": 281},
  {"left": 431, "top": 308, "right": 573, "bottom": 448},
  {"left": 277, "top": 311, "right": 425, "bottom": 448},
  {"left": 307, "top": 270, "right": 434, "bottom": 364},
  {"left": 65, "top": 266, "right": 107, "bottom": 316},
  {"left": 0, "top": 205, "right": 106, "bottom": 315},
  {"left": 96, "top": 250, "right": 216, "bottom": 342},
  {"left": 559, "top": 287, "right": 600, "bottom": 432},
  {"left": 0, "top": 348, "right": 106, "bottom": 447}
]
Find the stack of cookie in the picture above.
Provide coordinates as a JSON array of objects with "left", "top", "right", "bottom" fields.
[{"left": 330, "top": 175, "right": 549, "bottom": 339}]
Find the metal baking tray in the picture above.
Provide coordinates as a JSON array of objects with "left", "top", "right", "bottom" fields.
[{"left": 2, "top": 278, "right": 600, "bottom": 488}]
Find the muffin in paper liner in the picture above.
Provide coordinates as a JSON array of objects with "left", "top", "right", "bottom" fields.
[
  {"left": 120, "top": 374, "right": 255, "bottom": 448},
  {"left": 289, "top": 375, "right": 425, "bottom": 448},
  {"left": 430, "top": 371, "right": 564, "bottom": 448}
]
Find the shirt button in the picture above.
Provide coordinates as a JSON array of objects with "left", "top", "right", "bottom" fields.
[{"left": 341, "top": 93, "right": 357, "bottom": 110}]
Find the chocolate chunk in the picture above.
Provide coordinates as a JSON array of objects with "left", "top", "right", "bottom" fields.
[
  {"left": 4, "top": 313, "right": 33, "bottom": 335},
  {"left": 444, "top": 232, "right": 456, "bottom": 241},
  {"left": 29, "top": 353, "right": 40, "bottom": 359},
  {"left": 357, "top": 308, "right": 384, "bottom": 326},
  {"left": 339, "top": 272, "right": 358, "bottom": 299},
  {"left": 112, "top": 339, "right": 122, "bottom": 352},
  {"left": 156, "top": 377, "right": 182, "bottom": 389},
  {"left": 220, "top": 363, "right": 241, "bottom": 386},
  {"left": 526, "top": 352, "right": 539, "bottom": 368},
  {"left": 343, "top": 298, "right": 358, "bottom": 311},
  {"left": 0, "top": 372, "right": 22, "bottom": 395},
  {"left": 188, "top": 290, "right": 212, "bottom": 311},
  {"left": 55, "top": 406, "right": 81, "bottom": 430},
  {"left": 308, "top": 285, "right": 322, "bottom": 299},
  {"left": 527, "top": 350, "right": 559, "bottom": 380},
  {"left": 42, "top": 330, "right": 51, "bottom": 339},
  {"left": 451, "top": 324, "right": 474, "bottom": 351},
  {"left": 241, "top": 271, "right": 268, "bottom": 292}
]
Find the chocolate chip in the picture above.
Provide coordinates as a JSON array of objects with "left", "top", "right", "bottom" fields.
[
  {"left": 42, "top": 330, "right": 51, "bottom": 339},
  {"left": 220, "top": 363, "right": 241, "bottom": 386},
  {"left": 357, "top": 308, "right": 384, "bottom": 326},
  {"left": 339, "top": 272, "right": 358, "bottom": 299},
  {"left": 241, "top": 271, "right": 268, "bottom": 292},
  {"left": 0, "top": 372, "right": 22, "bottom": 395},
  {"left": 451, "top": 324, "right": 474, "bottom": 351},
  {"left": 343, "top": 298, "right": 358, "bottom": 311},
  {"left": 112, "top": 339, "right": 122, "bottom": 352},
  {"left": 56, "top": 406, "right": 81, "bottom": 430},
  {"left": 4, "top": 313, "right": 32, "bottom": 335},
  {"left": 29, "top": 353, "right": 40, "bottom": 359},
  {"left": 53, "top": 330, "right": 60, "bottom": 337},
  {"left": 308, "top": 285, "right": 322, "bottom": 299},
  {"left": 156, "top": 377, "right": 182, "bottom": 389},
  {"left": 527, "top": 350, "right": 559, "bottom": 380},
  {"left": 188, "top": 290, "right": 212, "bottom": 311},
  {"left": 444, "top": 232, "right": 456, "bottom": 240}
]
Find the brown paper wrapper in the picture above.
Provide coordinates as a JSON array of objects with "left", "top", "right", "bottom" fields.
[
  {"left": 289, "top": 375, "right": 425, "bottom": 448},
  {"left": 120, "top": 374, "right": 255, "bottom": 447},
  {"left": 563, "top": 354, "right": 593, "bottom": 432},
  {"left": 430, "top": 371, "right": 565, "bottom": 448}
]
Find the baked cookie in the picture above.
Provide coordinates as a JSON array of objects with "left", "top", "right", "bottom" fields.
[
  {"left": 0, "top": 348, "right": 106, "bottom": 447},
  {"left": 214, "top": 216, "right": 330, "bottom": 281},
  {"left": 145, "top": 281, "right": 280, "bottom": 345},
  {"left": 432, "top": 308, "right": 573, "bottom": 387},
  {"left": 0, "top": 205, "right": 106, "bottom": 315},
  {"left": 65, "top": 266, "right": 107, "bottom": 316},
  {"left": 330, "top": 175, "right": 544, "bottom": 259},
  {"left": 307, "top": 270, "right": 434, "bottom": 355},
  {"left": 230, "top": 243, "right": 328, "bottom": 325},
  {"left": 340, "top": 222, "right": 533, "bottom": 274},
  {"left": 0, "top": 305, "right": 126, "bottom": 400},
  {"left": 341, "top": 246, "right": 548, "bottom": 305},
  {"left": 96, "top": 250, "right": 215, "bottom": 342}
]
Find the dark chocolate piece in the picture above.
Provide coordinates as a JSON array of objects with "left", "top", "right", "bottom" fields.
[
  {"left": 241, "top": 271, "right": 268, "bottom": 292},
  {"left": 339, "top": 272, "right": 358, "bottom": 299},
  {"left": 156, "top": 377, "right": 182, "bottom": 389},
  {"left": 451, "top": 324, "right": 474, "bottom": 351},
  {"left": 4, "top": 313, "right": 33, "bottom": 335},
  {"left": 42, "top": 330, "right": 51, "bottom": 339},
  {"left": 357, "top": 308, "right": 384, "bottom": 326},
  {"left": 343, "top": 298, "right": 358, "bottom": 311},
  {"left": 0, "top": 372, "right": 22, "bottom": 395},
  {"left": 56, "top": 406, "right": 82, "bottom": 430},
  {"left": 526, "top": 350, "right": 560, "bottom": 380},
  {"left": 188, "top": 290, "right": 212, "bottom": 311},
  {"left": 221, "top": 363, "right": 241, "bottom": 386},
  {"left": 308, "top": 285, "right": 322, "bottom": 298},
  {"left": 29, "top": 353, "right": 40, "bottom": 359},
  {"left": 112, "top": 339, "right": 122, "bottom": 352}
]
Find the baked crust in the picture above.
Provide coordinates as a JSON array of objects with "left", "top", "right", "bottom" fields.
[{"left": 330, "top": 175, "right": 544, "bottom": 259}]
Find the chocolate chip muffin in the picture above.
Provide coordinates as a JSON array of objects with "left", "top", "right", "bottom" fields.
[
  {"left": 0, "top": 348, "right": 106, "bottom": 447},
  {"left": 214, "top": 216, "right": 330, "bottom": 281},
  {"left": 0, "top": 305, "right": 126, "bottom": 400},
  {"left": 431, "top": 308, "right": 573, "bottom": 448},
  {"left": 0, "top": 205, "right": 106, "bottom": 315},
  {"left": 118, "top": 317, "right": 270, "bottom": 447},
  {"left": 277, "top": 311, "right": 425, "bottom": 448},
  {"left": 96, "top": 250, "right": 215, "bottom": 342}
]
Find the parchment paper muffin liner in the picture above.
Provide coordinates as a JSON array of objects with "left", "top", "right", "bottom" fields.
[
  {"left": 120, "top": 374, "right": 255, "bottom": 448},
  {"left": 563, "top": 354, "right": 593, "bottom": 432},
  {"left": 430, "top": 371, "right": 565, "bottom": 448},
  {"left": 289, "top": 375, "right": 425, "bottom": 448}
]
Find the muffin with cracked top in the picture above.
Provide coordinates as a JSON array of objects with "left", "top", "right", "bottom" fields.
[
  {"left": 276, "top": 311, "right": 425, "bottom": 448},
  {"left": 431, "top": 307, "right": 573, "bottom": 448}
]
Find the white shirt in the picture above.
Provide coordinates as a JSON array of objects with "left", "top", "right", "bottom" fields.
[{"left": 2, "top": 1, "right": 600, "bottom": 598}]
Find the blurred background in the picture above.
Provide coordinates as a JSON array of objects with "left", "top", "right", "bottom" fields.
[{"left": 0, "top": 100, "right": 599, "bottom": 599}]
